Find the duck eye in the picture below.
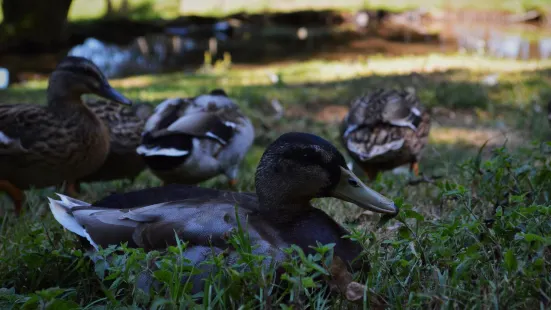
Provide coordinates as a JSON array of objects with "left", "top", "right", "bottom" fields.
[{"left": 348, "top": 178, "right": 360, "bottom": 187}]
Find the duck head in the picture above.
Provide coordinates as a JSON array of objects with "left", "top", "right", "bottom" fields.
[
  {"left": 48, "top": 56, "right": 132, "bottom": 106},
  {"left": 255, "top": 132, "right": 398, "bottom": 215}
]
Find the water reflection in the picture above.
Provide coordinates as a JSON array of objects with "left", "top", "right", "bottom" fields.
[
  {"left": 454, "top": 25, "right": 551, "bottom": 60},
  {"left": 67, "top": 18, "right": 551, "bottom": 78},
  {"left": 69, "top": 36, "right": 197, "bottom": 78},
  {"left": 539, "top": 38, "right": 551, "bottom": 59}
]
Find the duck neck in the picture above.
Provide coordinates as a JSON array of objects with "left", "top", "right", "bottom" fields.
[
  {"left": 259, "top": 201, "right": 313, "bottom": 224},
  {"left": 46, "top": 73, "right": 91, "bottom": 116},
  {"left": 255, "top": 173, "right": 313, "bottom": 223},
  {"left": 48, "top": 93, "right": 96, "bottom": 123}
]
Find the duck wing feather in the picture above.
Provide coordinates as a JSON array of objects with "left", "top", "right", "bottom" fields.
[
  {"left": 49, "top": 192, "right": 287, "bottom": 263},
  {"left": 157, "top": 111, "right": 236, "bottom": 145},
  {"left": 342, "top": 89, "right": 427, "bottom": 161},
  {"left": 0, "top": 104, "right": 46, "bottom": 154},
  {"left": 85, "top": 99, "right": 150, "bottom": 153}
]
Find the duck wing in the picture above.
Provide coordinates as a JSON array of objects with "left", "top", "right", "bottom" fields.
[
  {"left": 162, "top": 111, "right": 236, "bottom": 145},
  {"left": 142, "top": 98, "right": 190, "bottom": 133},
  {"left": 92, "top": 183, "right": 258, "bottom": 209},
  {"left": 379, "top": 88, "right": 423, "bottom": 130},
  {"left": 85, "top": 99, "right": 149, "bottom": 153},
  {"left": 342, "top": 89, "right": 425, "bottom": 161},
  {"left": 0, "top": 104, "right": 54, "bottom": 155},
  {"left": 48, "top": 192, "right": 286, "bottom": 262},
  {"left": 137, "top": 111, "right": 236, "bottom": 159}
]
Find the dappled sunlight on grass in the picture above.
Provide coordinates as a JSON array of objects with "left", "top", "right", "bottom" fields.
[
  {"left": 429, "top": 126, "right": 525, "bottom": 148},
  {"left": 4, "top": 54, "right": 551, "bottom": 106},
  {"left": 62, "top": 0, "right": 551, "bottom": 21},
  {"left": 241, "top": 55, "right": 551, "bottom": 82},
  {"left": 110, "top": 75, "right": 157, "bottom": 88},
  {"left": 2, "top": 53, "right": 551, "bottom": 308}
]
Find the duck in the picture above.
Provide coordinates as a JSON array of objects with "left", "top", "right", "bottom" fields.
[
  {"left": 340, "top": 88, "right": 431, "bottom": 180},
  {"left": 67, "top": 99, "right": 154, "bottom": 193},
  {"left": 136, "top": 89, "right": 254, "bottom": 187},
  {"left": 0, "top": 56, "right": 132, "bottom": 215},
  {"left": 48, "top": 132, "right": 398, "bottom": 291}
]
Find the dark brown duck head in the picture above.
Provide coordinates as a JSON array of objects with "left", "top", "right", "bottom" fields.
[
  {"left": 47, "top": 56, "right": 132, "bottom": 109},
  {"left": 255, "top": 132, "right": 398, "bottom": 219}
]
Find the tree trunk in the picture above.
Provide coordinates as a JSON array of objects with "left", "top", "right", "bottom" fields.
[
  {"left": 0, "top": 0, "right": 74, "bottom": 53},
  {"left": 105, "top": 0, "right": 114, "bottom": 16},
  {"left": 120, "top": 0, "right": 130, "bottom": 14}
]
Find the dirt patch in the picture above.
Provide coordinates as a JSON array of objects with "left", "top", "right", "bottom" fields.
[
  {"left": 314, "top": 105, "right": 349, "bottom": 123},
  {"left": 429, "top": 107, "right": 526, "bottom": 148},
  {"left": 430, "top": 126, "right": 525, "bottom": 148},
  {"left": 284, "top": 104, "right": 349, "bottom": 124}
]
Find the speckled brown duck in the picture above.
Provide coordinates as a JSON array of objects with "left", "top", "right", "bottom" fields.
[
  {"left": 68, "top": 99, "right": 153, "bottom": 192},
  {"left": 340, "top": 88, "right": 431, "bottom": 180},
  {"left": 0, "top": 56, "right": 132, "bottom": 215},
  {"left": 48, "top": 132, "right": 398, "bottom": 291}
]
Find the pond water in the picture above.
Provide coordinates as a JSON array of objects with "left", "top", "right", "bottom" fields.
[
  {"left": 450, "top": 23, "right": 551, "bottom": 60},
  {"left": 4, "top": 13, "right": 551, "bottom": 80}
]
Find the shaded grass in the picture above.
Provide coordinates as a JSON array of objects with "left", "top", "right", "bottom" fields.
[{"left": 0, "top": 54, "right": 551, "bottom": 308}]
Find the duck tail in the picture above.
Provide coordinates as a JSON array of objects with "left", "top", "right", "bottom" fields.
[
  {"left": 137, "top": 133, "right": 191, "bottom": 158},
  {"left": 48, "top": 194, "right": 99, "bottom": 250}
]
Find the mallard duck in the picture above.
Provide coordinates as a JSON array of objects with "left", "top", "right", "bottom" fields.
[
  {"left": 136, "top": 89, "right": 254, "bottom": 186},
  {"left": 340, "top": 88, "right": 431, "bottom": 180},
  {"left": 0, "top": 56, "right": 132, "bottom": 215},
  {"left": 48, "top": 132, "right": 398, "bottom": 289},
  {"left": 68, "top": 99, "right": 153, "bottom": 192}
]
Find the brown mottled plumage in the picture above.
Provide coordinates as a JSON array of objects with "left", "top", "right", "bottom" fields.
[
  {"left": 340, "top": 88, "right": 431, "bottom": 180},
  {"left": 48, "top": 132, "right": 398, "bottom": 293},
  {"left": 0, "top": 56, "right": 132, "bottom": 215},
  {"left": 69, "top": 99, "right": 153, "bottom": 191}
]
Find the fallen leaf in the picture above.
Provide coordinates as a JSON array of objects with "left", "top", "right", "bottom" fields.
[
  {"left": 346, "top": 281, "right": 365, "bottom": 301},
  {"left": 329, "top": 256, "right": 353, "bottom": 295}
]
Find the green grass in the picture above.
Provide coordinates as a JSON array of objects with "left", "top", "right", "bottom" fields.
[
  {"left": 2, "top": 0, "right": 550, "bottom": 23},
  {"left": 63, "top": 0, "right": 551, "bottom": 19},
  {"left": 1, "top": 54, "right": 551, "bottom": 308}
]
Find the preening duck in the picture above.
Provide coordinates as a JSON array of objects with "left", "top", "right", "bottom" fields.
[
  {"left": 340, "top": 88, "right": 431, "bottom": 180},
  {"left": 136, "top": 89, "right": 254, "bottom": 186},
  {"left": 48, "top": 132, "right": 398, "bottom": 289},
  {"left": 0, "top": 56, "right": 132, "bottom": 215}
]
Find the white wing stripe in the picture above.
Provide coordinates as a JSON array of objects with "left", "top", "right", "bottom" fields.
[
  {"left": 411, "top": 107, "right": 421, "bottom": 116},
  {"left": 0, "top": 131, "right": 13, "bottom": 145},
  {"left": 136, "top": 145, "right": 189, "bottom": 157},
  {"left": 223, "top": 121, "right": 237, "bottom": 128},
  {"left": 206, "top": 132, "right": 227, "bottom": 145},
  {"left": 348, "top": 139, "right": 405, "bottom": 161}
]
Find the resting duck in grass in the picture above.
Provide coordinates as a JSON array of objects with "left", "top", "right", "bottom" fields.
[
  {"left": 340, "top": 88, "right": 431, "bottom": 180},
  {"left": 136, "top": 89, "right": 254, "bottom": 187},
  {"left": 0, "top": 56, "right": 132, "bottom": 215},
  {"left": 48, "top": 132, "right": 398, "bottom": 289}
]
